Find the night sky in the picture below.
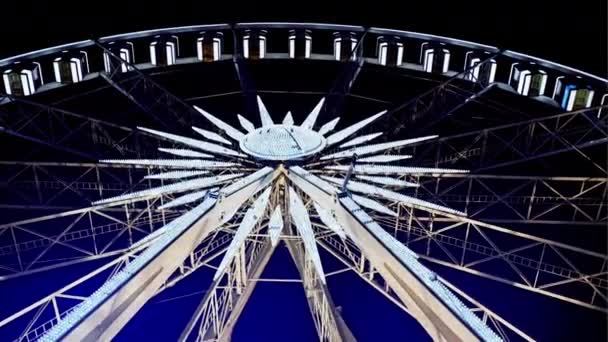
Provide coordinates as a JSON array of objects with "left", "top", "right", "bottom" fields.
[{"left": 0, "top": 1, "right": 606, "bottom": 341}]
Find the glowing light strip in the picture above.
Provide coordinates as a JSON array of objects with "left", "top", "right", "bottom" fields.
[
  {"left": 257, "top": 96, "right": 274, "bottom": 127},
  {"left": 313, "top": 202, "right": 345, "bottom": 238},
  {"left": 144, "top": 170, "right": 210, "bottom": 180},
  {"left": 282, "top": 111, "right": 294, "bottom": 125},
  {"left": 322, "top": 136, "right": 437, "bottom": 160},
  {"left": 100, "top": 159, "right": 238, "bottom": 169},
  {"left": 289, "top": 187, "right": 326, "bottom": 283},
  {"left": 339, "top": 196, "right": 502, "bottom": 342},
  {"left": 289, "top": 166, "right": 337, "bottom": 195},
  {"left": 39, "top": 196, "right": 217, "bottom": 342},
  {"left": 138, "top": 127, "right": 247, "bottom": 158},
  {"left": 326, "top": 111, "right": 386, "bottom": 146},
  {"left": 192, "top": 126, "right": 232, "bottom": 145},
  {"left": 325, "top": 165, "right": 468, "bottom": 175},
  {"left": 351, "top": 194, "right": 398, "bottom": 217},
  {"left": 322, "top": 176, "right": 464, "bottom": 215},
  {"left": 318, "top": 117, "right": 340, "bottom": 136},
  {"left": 283, "top": 111, "right": 293, "bottom": 126},
  {"left": 356, "top": 175, "right": 419, "bottom": 188},
  {"left": 268, "top": 206, "right": 283, "bottom": 247},
  {"left": 300, "top": 97, "right": 325, "bottom": 129},
  {"left": 358, "top": 155, "right": 412, "bottom": 163},
  {"left": 339, "top": 132, "right": 383, "bottom": 148},
  {"left": 193, "top": 106, "right": 245, "bottom": 141},
  {"left": 93, "top": 173, "right": 243, "bottom": 205},
  {"left": 220, "top": 167, "right": 274, "bottom": 196},
  {"left": 158, "top": 148, "right": 214, "bottom": 159},
  {"left": 238, "top": 114, "right": 256, "bottom": 133},
  {"left": 158, "top": 189, "right": 211, "bottom": 210},
  {"left": 213, "top": 186, "right": 272, "bottom": 280}
]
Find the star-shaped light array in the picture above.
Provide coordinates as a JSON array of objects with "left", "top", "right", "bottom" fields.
[
  {"left": 37, "top": 95, "right": 504, "bottom": 342},
  {"left": 94, "top": 95, "right": 470, "bottom": 280}
]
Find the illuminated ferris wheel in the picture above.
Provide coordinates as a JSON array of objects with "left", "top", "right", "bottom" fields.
[{"left": 0, "top": 23, "right": 606, "bottom": 341}]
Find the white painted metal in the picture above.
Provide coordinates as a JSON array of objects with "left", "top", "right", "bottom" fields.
[
  {"left": 238, "top": 114, "right": 256, "bottom": 133},
  {"left": 326, "top": 111, "right": 386, "bottom": 146},
  {"left": 318, "top": 117, "right": 340, "bottom": 135},
  {"left": 268, "top": 206, "right": 284, "bottom": 247},
  {"left": 289, "top": 187, "right": 326, "bottom": 284},
  {"left": 193, "top": 106, "right": 246, "bottom": 141},
  {"left": 301, "top": 97, "right": 325, "bottom": 129},
  {"left": 257, "top": 96, "right": 274, "bottom": 127},
  {"left": 192, "top": 126, "right": 233, "bottom": 145}
]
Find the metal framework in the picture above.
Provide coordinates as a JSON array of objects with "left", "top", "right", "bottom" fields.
[{"left": 0, "top": 22, "right": 606, "bottom": 342}]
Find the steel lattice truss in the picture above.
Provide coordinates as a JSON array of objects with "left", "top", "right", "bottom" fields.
[{"left": 0, "top": 23, "right": 606, "bottom": 342}]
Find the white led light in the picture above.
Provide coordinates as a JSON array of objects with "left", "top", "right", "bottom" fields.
[
  {"left": 334, "top": 38, "right": 342, "bottom": 61},
  {"left": 193, "top": 106, "right": 246, "bottom": 141},
  {"left": 149, "top": 43, "right": 157, "bottom": 65},
  {"left": 356, "top": 175, "right": 419, "bottom": 188},
  {"left": 192, "top": 126, "right": 232, "bottom": 145},
  {"left": 158, "top": 189, "right": 210, "bottom": 209},
  {"left": 305, "top": 37, "right": 312, "bottom": 58},
  {"left": 326, "top": 110, "right": 386, "bottom": 146},
  {"left": 138, "top": 126, "right": 247, "bottom": 158},
  {"left": 243, "top": 36, "right": 250, "bottom": 59},
  {"left": 442, "top": 49, "right": 450, "bottom": 73},
  {"left": 39, "top": 196, "right": 218, "bottom": 342},
  {"left": 318, "top": 117, "right": 340, "bottom": 135},
  {"left": 322, "top": 135, "right": 436, "bottom": 160},
  {"left": 93, "top": 173, "right": 242, "bottom": 205},
  {"left": 300, "top": 97, "right": 325, "bottom": 129},
  {"left": 53, "top": 58, "right": 62, "bottom": 83},
  {"left": 338, "top": 196, "right": 502, "bottom": 342},
  {"left": 339, "top": 132, "right": 383, "bottom": 149},
  {"left": 256, "top": 96, "right": 274, "bottom": 127},
  {"left": 100, "top": 158, "right": 238, "bottom": 169},
  {"left": 289, "top": 36, "right": 295, "bottom": 58},
  {"left": 213, "top": 38, "right": 221, "bottom": 61},
  {"left": 282, "top": 111, "right": 294, "bottom": 125},
  {"left": 158, "top": 148, "right": 213, "bottom": 159},
  {"left": 214, "top": 186, "right": 272, "bottom": 280},
  {"left": 313, "top": 202, "right": 345, "bottom": 238},
  {"left": 289, "top": 187, "right": 326, "bottom": 283},
  {"left": 379, "top": 42, "right": 388, "bottom": 65},
  {"left": 166, "top": 42, "right": 176, "bottom": 65},
  {"left": 351, "top": 194, "right": 398, "bottom": 217},
  {"left": 268, "top": 206, "right": 283, "bottom": 247},
  {"left": 396, "top": 43, "right": 404, "bottom": 66},
  {"left": 238, "top": 114, "right": 256, "bottom": 132},
  {"left": 144, "top": 170, "right": 210, "bottom": 180},
  {"left": 323, "top": 175, "right": 464, "bottom": 215},
  {"left": 2, "top": 72, "right": 11, "bottom": 94},
  {"left": 325, "top": 164, "right": 468, "bottom": 175},
  {"left": 259, "top": 36, "right": 266, "bottom": 59},
  {"left": 358, "top": 155, "right": 412, "bottom": 163}
]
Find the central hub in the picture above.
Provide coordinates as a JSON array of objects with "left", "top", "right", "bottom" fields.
[{"left": 240, "top": 124, "right": 326, "bottom": 161}]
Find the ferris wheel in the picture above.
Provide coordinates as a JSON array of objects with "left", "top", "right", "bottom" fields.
[{"left": 0, "top": 22, "right": 606, "bottom": 341}]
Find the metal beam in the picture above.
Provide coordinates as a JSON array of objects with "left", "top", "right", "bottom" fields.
[
  {"left": 411, "top": 106, "right": 607, "bottom": 174},
  {"left": 288, "top": 168, "right": 496, "bottom": 342},
  {"left": 95, "top": 40, "right": 197, "bottom": 133}
]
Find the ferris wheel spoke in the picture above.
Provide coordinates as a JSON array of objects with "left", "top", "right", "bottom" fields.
[
  {"left": 0, "top": 94, "right": 157, "bottom": 160},
  {"left": 0, "top": 250, "right": 133, "bottom": 341},
  {"left": 410, "top": 106, "right": 607, "bottom": 174},
  {"left": 288, "top": 168, "right": 504, "bottom": 341},
  {"left": 0, "top": 195, "right": 184, "bottom": 280},
  {"left": 413, "top": 173, "right": 607, "bottom": 226},
  {"left": 179, "top": 230, "right": 274, "bottom": 342},
  {"left": 317, "top": 233, "right": 536, "bottom": 342},
  {"left": 375, "top": 205, "right": 608, "bottom": 311}
]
